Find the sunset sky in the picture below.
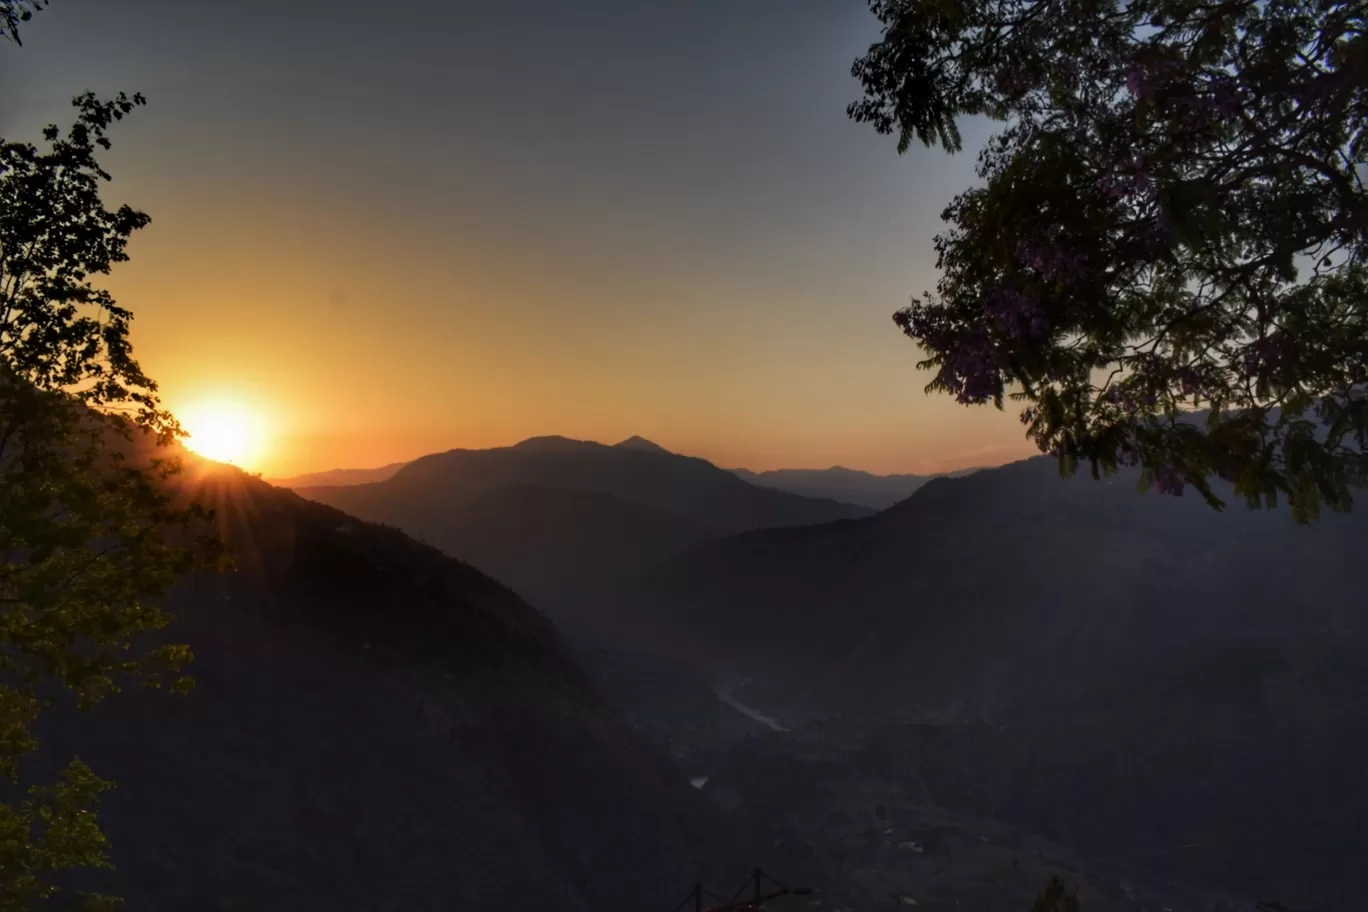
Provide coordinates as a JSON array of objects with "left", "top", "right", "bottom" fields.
[{"left": 3, "top": 0, "right": 1038, "bottom": 477}]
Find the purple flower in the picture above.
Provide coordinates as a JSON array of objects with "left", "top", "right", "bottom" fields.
[
  {"left": 994, "top": 65, "right": 1028, "bottom": 95},
  {"left": 1098, "top": 172, "right": 1132, "bottom": 200},
  {"left": 1131, "top": 155, "right": 1152, "bottom": 194},
  {"left": 1236, "top": 334, "right": 1295, "bottom": 374},
  {"left": 1016, "top": 240, "right": 1088, "bottom": 285},
  {"left": 1211, "top": 82, "right": 1241, "bottom": 120},
  {"left": 1176, "top": 366, "right": 1202, "bottom": 398},
  {"left": 903, "top": 310, "right": 1003, "bottom": 405},
  {"left": 1153, "top": 466, "right": 1185, "bottom": 496},
  {"left": 1047, "top": 363, "right": 1076, "bottom": 384},
  {"left": 1018, "top": 242, "right": 1047, "bottom": 273},
  {"left": 1143, "top": 211, "right": 1171, "bottom": 252},
  {"left": 987, "top": 284, "right": 1050, "bottom": 339},
  {"left": 1104, "top": 385, "right": 1140, "bottom": 415},
  {"left": 1126, "top": 58, "right": 1187, "bottom": 103},
  {"left": 943, "top": 333, "right": 1002, "bottom": 403},
  {"left": 1125, "top": 65, "right": 1150, "bottom": 100}
]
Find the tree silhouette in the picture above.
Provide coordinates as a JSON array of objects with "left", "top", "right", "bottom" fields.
[
  {"left": 1029, "top": 877, "right": 1081, "bottom": 912},
  {"left": 851, "top": 0, "right": 1367, "bottom": 522},
  {"left": 1, "top": 0, "right": 44, "bottom": 45},
  {"left": 0, "top": 89, "right": 219, "bottom": 907}
]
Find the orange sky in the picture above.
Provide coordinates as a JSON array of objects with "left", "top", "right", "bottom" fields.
[{"left": 5, "top": 0, "right": 1039, "bottom": 478}]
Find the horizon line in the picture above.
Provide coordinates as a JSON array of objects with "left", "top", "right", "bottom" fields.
[{"left": 264, "top": 433, "right": 1024, "bottom": 483}]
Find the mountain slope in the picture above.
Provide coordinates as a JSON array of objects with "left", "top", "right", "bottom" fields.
[
  {"left": 604, "top": 456, "right": 1368, "bottom": 909},
  {"left": 32, "top": 460, "right": 774, "bottom": 911},
  {"left": 730, "top": 465, "right": 988, "bottom": 510},
  {"left": 613, "top": 435, "right": 675, "bottom": 455},
  {"left": 294, "top": 437, "right": 871, "bottom": 615},
  {"left": 730, "top": 466, "right": 935, "bottom": 510},
  {"left": 614, "top": 456, "right": 1368, "bottom": 711},
  {"left": 406, "top": 482, "right": 716, "bottom": 616},
  {"left": 301, "top": 436, "right": 870, "bottom": 534},
  {"left": 270, "top": 461, "right": 408, "bottom": 488}
]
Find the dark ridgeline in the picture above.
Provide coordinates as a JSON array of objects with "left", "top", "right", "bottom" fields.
[
  {"left": 31, "top": 458, "right": 781, "bottom": 911},
  {"left": 598, "top": 455, "right": 1368, "bottom": 911},
  {"left": 397, "top": 482, "right": 717, "bottom": 616},
  {"left": 296, "top": 435, "right": 871, "bottom": 617},
  {"left": 269, "top": 461, "right": 409, "bottom": 489},
  {"left": 301, "top": 435, "right": 870, "bottom": 532},
  {"left": 730, "top": 466, "right": 944, "bottom": 511},
  {"left": 26, "top": 429, "right": 1364, "bottom": 910}
]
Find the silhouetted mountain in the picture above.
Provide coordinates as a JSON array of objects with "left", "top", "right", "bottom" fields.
[
  {"left": 270, "top": 461, "right": 408, "bottom": 488},
  {"left": 730, "top": 466, "right": 933, "bottom": 510},
  {"left": 306, "top": 436, "right": 870, "bottom": 531},
  {"left": 295, "top": 436, "right": 871, "bottom": 613},
  {"left": 33, "top": 458, "right": 778, "bottom": 911},
  {"left": 404, "top": 482, "right": 716, "bottom": 614},
  {"left": 605, "top": 456, "right": 1368, "bottom": 910},
  {"left": 730, "top": 465, "right": 988, "bottom": 510},
  {"left": 614, "top": 435, "right": 674, "bottom": 455}
]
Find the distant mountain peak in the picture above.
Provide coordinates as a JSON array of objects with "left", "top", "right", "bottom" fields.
[
  {"left": 613, "top": 435, "right": 672, "bottom": 455},
  {"left": 510, "top": 435, "right": 595, "bottom": 452},
  {"left": 818, "top": 466, "right": 868, "bottom": 477},
  {"left": 271, "top": 461, "right": 409, "bottom": 489},
  {"left": 725, "top": 465, "right": 935, "bottom": 510}
]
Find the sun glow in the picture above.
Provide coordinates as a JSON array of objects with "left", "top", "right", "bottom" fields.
[{"left": 179, "top": 399, "right": 268, "bottom": 467}]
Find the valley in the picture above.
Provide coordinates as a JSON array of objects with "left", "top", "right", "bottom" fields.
[
  {"left": 25, "top": 456, "right": 794, "bottom": 910},
  {"left": 290, "top": 435, "right": 1364, "bottom": 911},
  {"left": 7, "top": 2, "right": 1359, "bottom": 909},
  {"left": 587, "top": 651, "right": 1259, "bottom": 912}
]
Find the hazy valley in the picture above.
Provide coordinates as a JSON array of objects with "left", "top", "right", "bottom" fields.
[
  {"left": 7, "top": 1, "right": 1360, "bottom": 909},
  {"left": 30, "top": 455, "right": 790, "bottom": 910},
  {"left": 270, "top": 435, "right": 1367, "bottom": 912}
]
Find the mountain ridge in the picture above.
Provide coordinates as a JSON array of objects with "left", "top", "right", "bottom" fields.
[
  {"left": 614, "top": 435, "right": 673, "bottom": 454},
  {"left": 730, "top": 464, "right": 988, "bottom": 510},
  {"left": 295, "top": 437, "right": 871, "bottom": 617},
  {"left": 32, "top": 455, "right": 781, "bottom": 910},
  {"left": 270, "top": 461, "right": 409, "bottom": 489},
  {"left": 594, "top": 453, "right": 1368, "bottom": 909}
]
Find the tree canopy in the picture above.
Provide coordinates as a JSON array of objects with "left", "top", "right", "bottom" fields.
[
  {"left": 851, "top": 0, "right": 1368, "bottom": 522},
  {"left": 0, "top": 1, "right": 44, "bottom": 45},
  {"left": 0, "top": 89, "right": 218, "bottom": 907}
]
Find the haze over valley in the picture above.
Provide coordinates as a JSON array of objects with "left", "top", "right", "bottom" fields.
[
  {"left": 5, "top": 1, "right": 1363, "bottom": 910},
  {"left": 291, "top": 434, "right": 1367, "bottom": 911}
]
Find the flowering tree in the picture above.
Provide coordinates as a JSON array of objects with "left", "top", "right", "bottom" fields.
[{"left": 851, "top": 0, "right": 1368, "bottom": 522}]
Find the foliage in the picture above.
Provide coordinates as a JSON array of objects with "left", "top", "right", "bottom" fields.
[
  {"left": 0, "top": 92, "right": 219, "bottom": 906},
  {"left": 850, "top": 0, "right": 1368, "bottom": 522},
  {"left": 0, "top": 1, "right": 44, "bottom": 45},
  {"left": 0, "top": 761, "right": 119, "bottom": 912},
  {"left": 1029, "top": 877, "right": 1080, "bottom": 912}
]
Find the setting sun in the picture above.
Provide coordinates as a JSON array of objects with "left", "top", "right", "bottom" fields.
[{"left": 179, "top": 399, "right": 267, "bottom": 467}]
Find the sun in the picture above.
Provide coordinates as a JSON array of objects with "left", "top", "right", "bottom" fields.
[{"left": 178, "top": 399, "right": 267, "bottom": 467}]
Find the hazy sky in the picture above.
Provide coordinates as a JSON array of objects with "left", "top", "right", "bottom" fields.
[{"left": 3, "top": 0, "right": 1038, "bottom": 476}]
